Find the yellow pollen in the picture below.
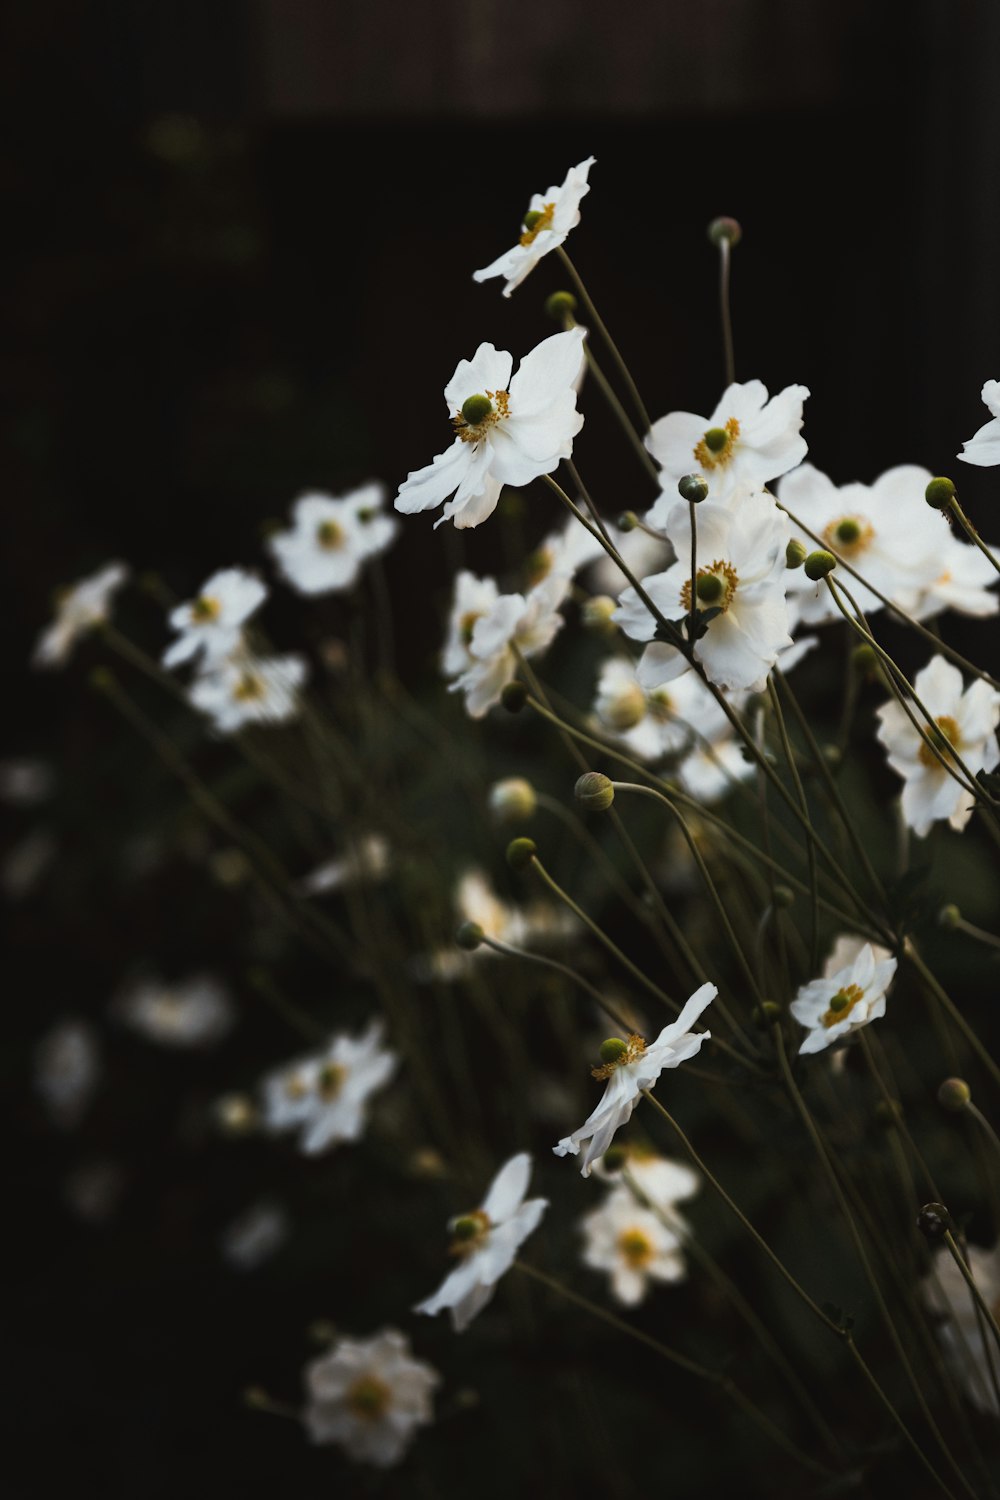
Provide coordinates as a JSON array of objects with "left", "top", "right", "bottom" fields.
[
  {"left": 680, "top": 559, "right": 739, "bottom": 615},
  {"left": 693, "top": 416, "right": 740, "bottom": 470},
  {"left": 452, "top": 388, "right": 511, "bottom": 444},
  {"left": 449, "top": 1207, "right": 492, "bottom": 1257},
  {"left": 918, "top": 715, "right": 961, "bottom": 769},
  {"left": 822, "top": 983, "right": 865, "bottom": 1029},
  {"left": 592, "top": 1033, "right": 647, "bottom": 1081},
  {"left": 822, "top": 514, "right": 875, "bottom": 559},
  {"left": 317, "top": 1062, "right": 347, "bottom": 1101},
  {"left": 520, "top": 202, "right": 556, "bottom": 246},
  {"left": 346, "top": 1374, "right": 392, "bottom": 1422},
  {"left": 316, "top": 519, "right": 345, "bottom": 550},
  {"left": 233, "top": 672, "right": 265, "bottom": 702},
  {"left": 191, "top": 595, "right": 221, "bottom": 623},
  {"left": 618, "top": 1227, "right": 655, "bottom": 1269}
]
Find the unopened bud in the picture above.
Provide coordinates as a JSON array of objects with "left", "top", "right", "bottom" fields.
[
  {"left": 938, "top": 903, "right": 961, "bottom": 930},
  {"left": 852, "top": 644, "right": 877, "bottom": 673},
  {"left": 678, "top": 474, "right": 710, "bottom": 504},
  {"left": 501, "top": 680, "right": 527, "bottom": 713},
  {"left": 617, "top": 510, "right": 638, "bottom": 532},
  {"left": 925, "top": 476, "right": 956, "bottom": 511},
  {"left": 917, "top": 1202, "right": 953, "bottom": 1242},
  {"left": 505, "top": 837, "right": 537, "bottom": 872},
  {"left": 545, "top": 289, "right": 577, "bottom": 322},
  {"left": 785, "top": 539, "right": 808, "bottom": 569},
  {"left": 599, "top": 1037, "right": 629, "bottom": 1064},
  {"left": 488, "top": 777, "right": 536, "bottom": 823},
  {"left": 575, "top": 771, "right": 615, "bottom": 811},
  {"left": 804, "top": 549, "right": 837, "bottom": 581},
  {"left": 456, "top": 921, "right": 484, "bottom": 951},
  {"left": 708, "top": 216, "right": 742, "bottom": 247},
  {"left": 937, "top": 1077, "right": 971, "bottom": 1112},
  {"left": 753, "top": 1000, "right": 782, "bottom": 1028},
  {"left": 582, "top": 595, "right": 618, "bottom": 633},
  {"left": 773, "top": 885, "right": 794, "bottom": 908}
]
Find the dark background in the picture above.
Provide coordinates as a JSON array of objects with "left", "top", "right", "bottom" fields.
[{"left": 3, "top": 3, "right": 1000, "bottom": 1496}]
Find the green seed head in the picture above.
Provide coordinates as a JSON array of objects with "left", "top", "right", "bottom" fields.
[
  {"left": 617, "top": 510, "right": 638, "bottom": 532},
  {"left": 707, "top": 216, "right": 742, "bottom": 247},
  {"left": 545, "top": 290, "right": 577, "bottom": 322},
  {"left": 456, "top": 921, "right": 485, "bottom": 951},
  {"left": 461, "top": 394, "right": 494, "bottom": 427},
  {"left": 938, "top": 903, "right": 961, "bottom": 930},
  {"left": 773, "top": 885, "right": 794, "bottom": 909},
  {"left": 834, "top": 518, "right": 861, "bottom": 545},
  {"left": 599, "top": 1037, "right": 629, "bottom": 1065},
  {"left": 452, "top": 1215, "right": 482, "bottom": 1241},
  {"left": 522, "top": 209, "right": 544, "bottom": 232},
  {"left": 804, "top": 549, "right": 837, "bottom": 581},
  {"left": 703, "top": 427, "right": 730, "bottom": 455},
  {"left": 925, "top": 476, "right": 956, "bottom": 511},
  {"left": 695, "top": 572, "right": 725, "bottom": 605}
]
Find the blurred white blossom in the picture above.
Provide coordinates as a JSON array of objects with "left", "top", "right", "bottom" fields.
[
  {"left": 790, "top": 943, "right": 897, "bottom": 1055},
  {"left": 268, "top": 485, "right": 397, "bottom": 595},
  {"left": 116, "top": 974, "right": 234, "bottom": 1048},
  {"left": 303, "top": 1328, "right": 439, "bottom": 1466},
  {"left": 35, "top": 1019, "right": 101, "bottom": 1127},
  {"left": 33, "top": 561, "right": 129, "bottom": 669},
  {"left": 163, "top": 567, "right": 267, "bottom": 669},
  {"left": 261, "top": 1021, "right": 397, "bottom": 1156}
]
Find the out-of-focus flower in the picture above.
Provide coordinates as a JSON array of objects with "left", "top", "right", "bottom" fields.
[
  {"left": 579, "top": 1184, "right": 687, "bottom": 1306},
  {"left": 554, "top": 984, "right": 716, "bottom": 1176},
  {"left": 116, "top": 974, "right": 235, "bottom": 1048},
  {"left": 442, "top": 571, "right": 501, "bottom": 681},
  {"left": 615, "top": 492, "right": 791, "bottom": 693},
  {"left": 646, "top": 381, "right": 808, "bottom": 512},
  {"left": 298, "top": 835, "right": 391, "bottom": 896},
  {"left": 395, "top": 330, "right": 586, "bottom": 530},
  {"left": 32, "top": 561, "right": 129, "bottom": 669},
  {"left": 875, "top": 656, "right": 1000, "bottom": 837},
  {"left": 267, "top": 485, "right": 397, "bottom": 595},
  {"left": 189, "top": 651, "right": 308, "bottom": 734},
  {"left": 450, "top": 574, "right": 569, "bottom": 718},
  {"left": 261, "top": 1021, "right": 397, "bottom": 1156},
  {"left": 588, "top": 524, "right": 671, "bottom": 598},
  {"left": 922, "top": 1242, "right": 1000, "bottom": 1415},
  {"left": 958, "top": 380, "right": 1000, "bottom": 467},
  {"left": 35, "top": 1019, "right": 101, "bottom": 1127},
  {"left": 63, "top": 1160, "right": 124, "bottom": 1224},
  {"left": 415, "top": 1153, "right": 547, "bottom": 1331},
  {"left": 525, "top": 513, "right": 605, "bottom": 588},
  {"left": 823, "top": 933, "right": 893, "bottom": 977},
  {"left": 163, "top": 568, "right": 266, "bottom": 669},
  {"left": 790, "top": 943, "right": 897, "bottom": 1055},
  {"left": 595, "top": 1146, "right": 700, "bottom": 1214},
  {"left": 303, "top": 1328, "right": 440, "bottom": 1466},
  {"left": 472, "top": 157, "right": 595, "bottom": 297},
  {"left": 2, "top": 828, "right": 56, "bottom": 899},
  {"left": 220, "top": 1199, "right": 289, "bottom": 1270},
  {"left": 0, "top": 759, "right": 53, "bottom": 806},
  {"left": 911, "top": 537, "right": 999, "bottom": 622},
  {"left": 412, "top": 867, "right": 576, "bottom": 983}
]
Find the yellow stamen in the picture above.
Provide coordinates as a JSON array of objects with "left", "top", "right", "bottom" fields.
[
  {"left": 693, "top": 416, "right": 740, "bottom": 470},
  {"left": 822, "top": 982, "right": 864, "bottom": 1029},
  {"left": 679, "top": 559, "right": 739, "bottom": 615},
  {"left": 346, "top": 1374, "right": 392, "bottom": 1421},
  {"left": 316, "top": 519, "right": 344, "bottom": 550},
  {"left": 520, "top": 202, "right": 556, "bottom": 246},
  {"left": 452, "top": 388, "right": 511, "bottom": 445},
  {"left": 233, "top": 672, "right": 265, "bottom": 702},
  {"left": 317, "top": 1062, "right": 346, "bottom": 1101},
  {"left": 618, "top": 1227, "right": 655, "bottom": 1269},
  {"left": 918, "top": 715, "right": 961, "bottom": 769},
  {"left": 822, "top": 514, "right": 875, "bottom": 559},
  {"left": 592, "top": 1033, "right": 647, "bottom": 1081},
  {"left": 191, "top": 595, "right": 221, "bottom": 623},
  {"left": 449, "top": 1207, "right": 491, "bottom": 1257}
]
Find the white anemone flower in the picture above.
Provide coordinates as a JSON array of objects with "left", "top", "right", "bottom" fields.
[
  {"left": 163, "top": 567, "right": 267, "bottom": 669},
  {"left": 646, "top": 380, "right": 809, "bottom": 514},
  {"left": 415, "top": 1152, "right": 548, "bottom": 1332},
  {"left": 395, "top": 329, "right": 586, "bottom": 530},
  {"left": 614, "top": 491, "right": 791, "bottom": 693},
  {"left": 823, "top": 933, "right": 894, "bottom": 977},
  {"left": 268, "top": 485, "right": 397, "bottom": 595},
  {"left": 580, "top": 1185, "right": 687, "bottom": 1306},
  {"left": 472, "top": 156, "right": 596, "bottom": 297},
  {"left": 189, "top": 651, "right": 308, "bottom": 734},
  {"left": 303, "top": 1328, "right": 440, "bottom": 1467},
  {"left": 441, "top": 571, "right": 501, "bottom": 681},
  {"left": 261, "top": 1021, "right": 397, "bottom": 1156},
  {"left": 554, "top": 983, "right": 716, "bottom": 1176},
  {"left": 875, "top": 656, "right": 1000, "bottom": 837},
  {"left": 958, "top": 380, "right": 1000, "bottom": 467},
  {"left": 35, "top": 1020, "right": 101, "bottom": 1128},
  {"left": 451, "top": 573, "right": 569, "bottom": 718},
  {"left": 912, "top": 536, "right": 1000, "bottom": 622},
  {"left": 33, "top": 561, "right": 129, "bottom": 669},
  {"left": 116, "top": 973, "right": 234, "bottom": 1047},
  {"left": 526, "top": 513, "right": 606, "bottom": 587},
  {"left": 790, "top": 943, "right": 897, "bottom": 1055},
  {"left": 922, "top": 1243, "right": 1000, "bottom": 1416}
]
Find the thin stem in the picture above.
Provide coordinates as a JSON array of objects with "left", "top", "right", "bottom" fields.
[
  {"left": 555, "top": 247, "right": 652, "bottom": 432},
  {"left": 577, "top": 334, "right": 660, "bottom": 483},
  {"left": 718, "top": 236, "right": 735, "bottom": 387},
  {"left": 476, "top": 934, "right": 633, "bottom": 1034},
  {"left": 766, "top": 679, "right": 819, "bottom": 972},
  {"left": 942, "top": 1231, "right": 1000, "bottom": 1366},
  {"left": 947, "top": 497, "right": 1000, "bottom": 579},
  {"left": 949, "top": 914, "right": 1000, "bottom": 954}
]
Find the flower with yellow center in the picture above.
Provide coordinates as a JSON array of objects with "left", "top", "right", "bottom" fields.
[
  {"left": 33, "top": 560, "right": 130, "bottom": 670},
  {"left": 579, "top": 1184, "right": 689, "bottom": 1305},
  {"left": 189, "top": 651, "right": 307, "bottom": 734},
  {"left": 163, "top": 567, "right": 266, "bottom": 669},
  {"left": 260, "top": 1021, "right": 398, "bottom": 1156},
  {"left": 303, "top": 1328, "right": 440, "bottom": 1466},
  {"left": 268, "top": 485, "right": 397, "bottom": 596},
  {"left": 790, "top": 943, "right": 897, "bottom": 1055},
  {"left": 472, "top": 156, "right": 595, "bottom": 297}
]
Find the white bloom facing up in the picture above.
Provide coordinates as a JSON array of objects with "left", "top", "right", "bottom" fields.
[
  {"left": 33, "top": 561, "right": 129, "bottom": 669},
  {"left": 268, "top": 485, "right": 397, "bottom": 595},
  {"left": 472, "top": 156, "right": 596, "bottom": 297},
  {"left": 189, "top": 651, "right": 308, "bottom": 734},
  {"left": 579, "top": 1185, "right": 687, "bottom": 1307},
  {"left": 35, "top": 1020, "right": 101, "bottom": 1128},
  {"left": 958, "top": 380, "right": 1000, "bottom": 467},
  {"left": 922, "top": 1242, "right": 1000, "bottom": 1416},
  {"left": 395, "top": 330, "right": 586, "bottom": 530},
  {"left": 554, "top": 983, "right": 716, "bottom": 1176},
  {"left": 303, "top": 1328, "right": 439, "bottom": 1467},
  {"left": 163, "top": 567, "right": 267, "bottom": 669},
  {"left": 790, "top": 943, "right": 897, "bottom": 1055},
  {"left": 415, "top": 1152, "right": 548, "bottom": 1331},
  {"left": 116, "top": 974, "right": 234, "bottom": 1048},
  {"left": 875, "top": 656, "right": 1000, "bottom": 837},
  {"left": 614, "top": 491, "right": 791, "bottom": 693},
  {"left": 450, "top": 573, "right": 569, "bottom": 718},
  {"left": 261, "top": 1021, "right": 397, "bottom": 1156},
  {"left": 646, "top": 380, "right": 809, "bottom": 513}
]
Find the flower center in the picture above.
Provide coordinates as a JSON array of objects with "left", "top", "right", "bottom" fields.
[
  {"left": 233, "top": 672, "right": 265, "bottom": 702},
  {"left": 316, "top": 519, "right": 345, "bottom": 550},
  {"left": 918, "top": 715, "right": 961, "bottom": 770},
  {"left": 520, "top": 202, "right": 556, "bottom": 246},
  {"left": 693, "top": 417, "right": 740, "bottom": 470},
  {"left": 618, "top": 1227, "right": 655, "bottom": 1269},
  {"left": 449, "top": 1207, "right": 491, "bottom": 1256},
  {"left": 459, "top": 610, "right": 482, "bottom": 646},
  {"left": 191, "top": 595, "right": 221, "bottom": 623},
  {"left": 679, "top": 559, "right": 739, "bottom": 615},
  {"left": 822, "top": 514, "right": 874, "bottom": 559},
  {"left": 822, "top": 982, "right": 865, "bottom": 1029},
  {"left": 591, "top": 1033, "right": 647, "bottom": 1081},
  {"left": 452, "top": 388, "right": 511, "bottom": 445},
  {"left": 647, "top": 690, "right": 675, "bottom": 723},
  {"left": 317, "top": 1061, "right": 347, "bottom": 1101},
  {"left": 346, "top": 1374, "right": 392, "bottom": 1422}
]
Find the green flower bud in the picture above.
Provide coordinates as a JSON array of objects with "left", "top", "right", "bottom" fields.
[
  {"left": 937, "top": 1077, "right": 971, "bottom": 1112},
  {"left": 501, "top": 680, "right": 527, "bottom": 713},
  {"left": 702, "top": 427, "right": 730, "bottom": 455},
  {"left": 852, "top": 644, "right": 877, "bottom": 673},
  {"left": 461, "top": 394, "right": 494, "bottom": 426},
  {"left": 545, "top": 290, "right": 577, "bottom": 322},
  {"left": 506, "top": 837, "right": 537, "bottom": 872},
  {"left": 599, "top": 1037, "right": 629, "bottom": 1065},
  {"left": 488, "top": 777, "right": 537, "bottom": 824},
  {"left": 752, "top": 1000, "right": 782, "bottom": 1028},
  {"left": 785, "top": 539, "right": 808, "bottom": 569},
  {"left": 708, "top": 216, "right": 742, "bottom": 247},
  {"left": 617, "top": 510, "right": 638, "bottom": 532},
  {"left": 695, "top": 572, "right": 726, "bottom": 604},
  {"left": 456, "top": 921, "right": 485, "bottom": 951},
  {"left": 938, "top": 903, "right": 961, "bottom": 930},
  {"left": 575, "top": 771, "right": 615, "bottom": 811},
  {"left": 925, "top": 476, "right": 956, "bottom": 511},
  {"left": 773, "top": 885, "right": 794, "bottom": 908},
  {"left": 916, "top": 1202, "right": 953, "bottom": 1243},
  {"left": 804, "top": 549, "right": 837, "bottom": 581},
  {"left": 678, "top": 474, "right": 710, "bottom": 504},
  {"left": 522, "top": 209, "right": 544, "bottom": 232}
]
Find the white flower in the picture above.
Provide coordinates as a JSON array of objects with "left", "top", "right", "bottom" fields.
[
  {"left": 580, "top": 1184, "right": 688, "bottom": 1306},
  {"left": 35, "top": 1020, "right": 101, "bottom": 1128},
  {"left": 415, "top": 1152, "right": 547, "bottom": 1331},
  {"left": 395, "top": 330, "right": 586, "bottom": 530},
  {"left": 911, "top": 536, "right": 1000, "bottom": 622},
  {"left": 472, "top": 156, "right": 596, "bottom": 297},
  {"left": 450, "top": 573, "right": 569, "bottom": 718},
  {"left": 261, "top": 1021, "right": 397, "bottom": 1156},
  {"left": 33, "top": 561, "right": 128, "bottom": 669},
  {"left": 875, "top": 655, "right": 1000, "bottom": 837},
  {"left": 790, "top": 943, "right": 897, "bottom": 1055},
  {"left": 600, "top": 1150, "right": 701, "bottom": 1218},
  {"left": 958, "top": 380, "right": 1000, "bottom": 467},
  {"left": 922, "top": 1242, "right": 1000, "bottom": 1415},
  {"left": 554, "top": 983, "right": 716, "bottom": 1176},
  {"left": 189, "top": 651, "right": 308, "bottom": 734},
  {"left": 823, "top": 933, "right": 893, "bottom": 977},
  {"left": 414, "top": 868, "right": 575, "bottom": 983},
  {"left": 219, "top": 1199, "right": 289, "bottom": 1270},
  {"left": 298, "top": 835, "right": 391, "bottom": 896},
  {"left": 116, "top": 974, "right": 234, "bottom": 1047},
  {"left": 526, "top": 512, "right": 606, "bottom": 587},
  {"left": 163, "top": 567, "right": 267, "bottom": 669},
  {"left": 442, "top": 570, "right": 500, "bottom": 680},
  {"left": 268, "top": 485, "right": 397, "bottom": 595},
  {"left": 646, "top": 380, "right": 809, "bottom": 514},
  {"left": 303, "top": 1328, "right": 439, "bottom": 1466},
  {"left": 614, "top": 491, "right": 791, "bottom": 693}
]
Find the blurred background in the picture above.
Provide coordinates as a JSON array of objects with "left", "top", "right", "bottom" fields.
[{"left": 3, "top": 2, "right": 1000, "bottom": 1495}]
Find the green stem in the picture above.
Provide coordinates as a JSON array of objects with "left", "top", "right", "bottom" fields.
[
  {"left": 555, "top": 247, "right": 652, "bottom": 433},
  {"left": 766, "top": 679, "right": 819, "bottom": 972},
  {"left": 947, "top": 497, "right": 1000, "bottom": 579}
]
